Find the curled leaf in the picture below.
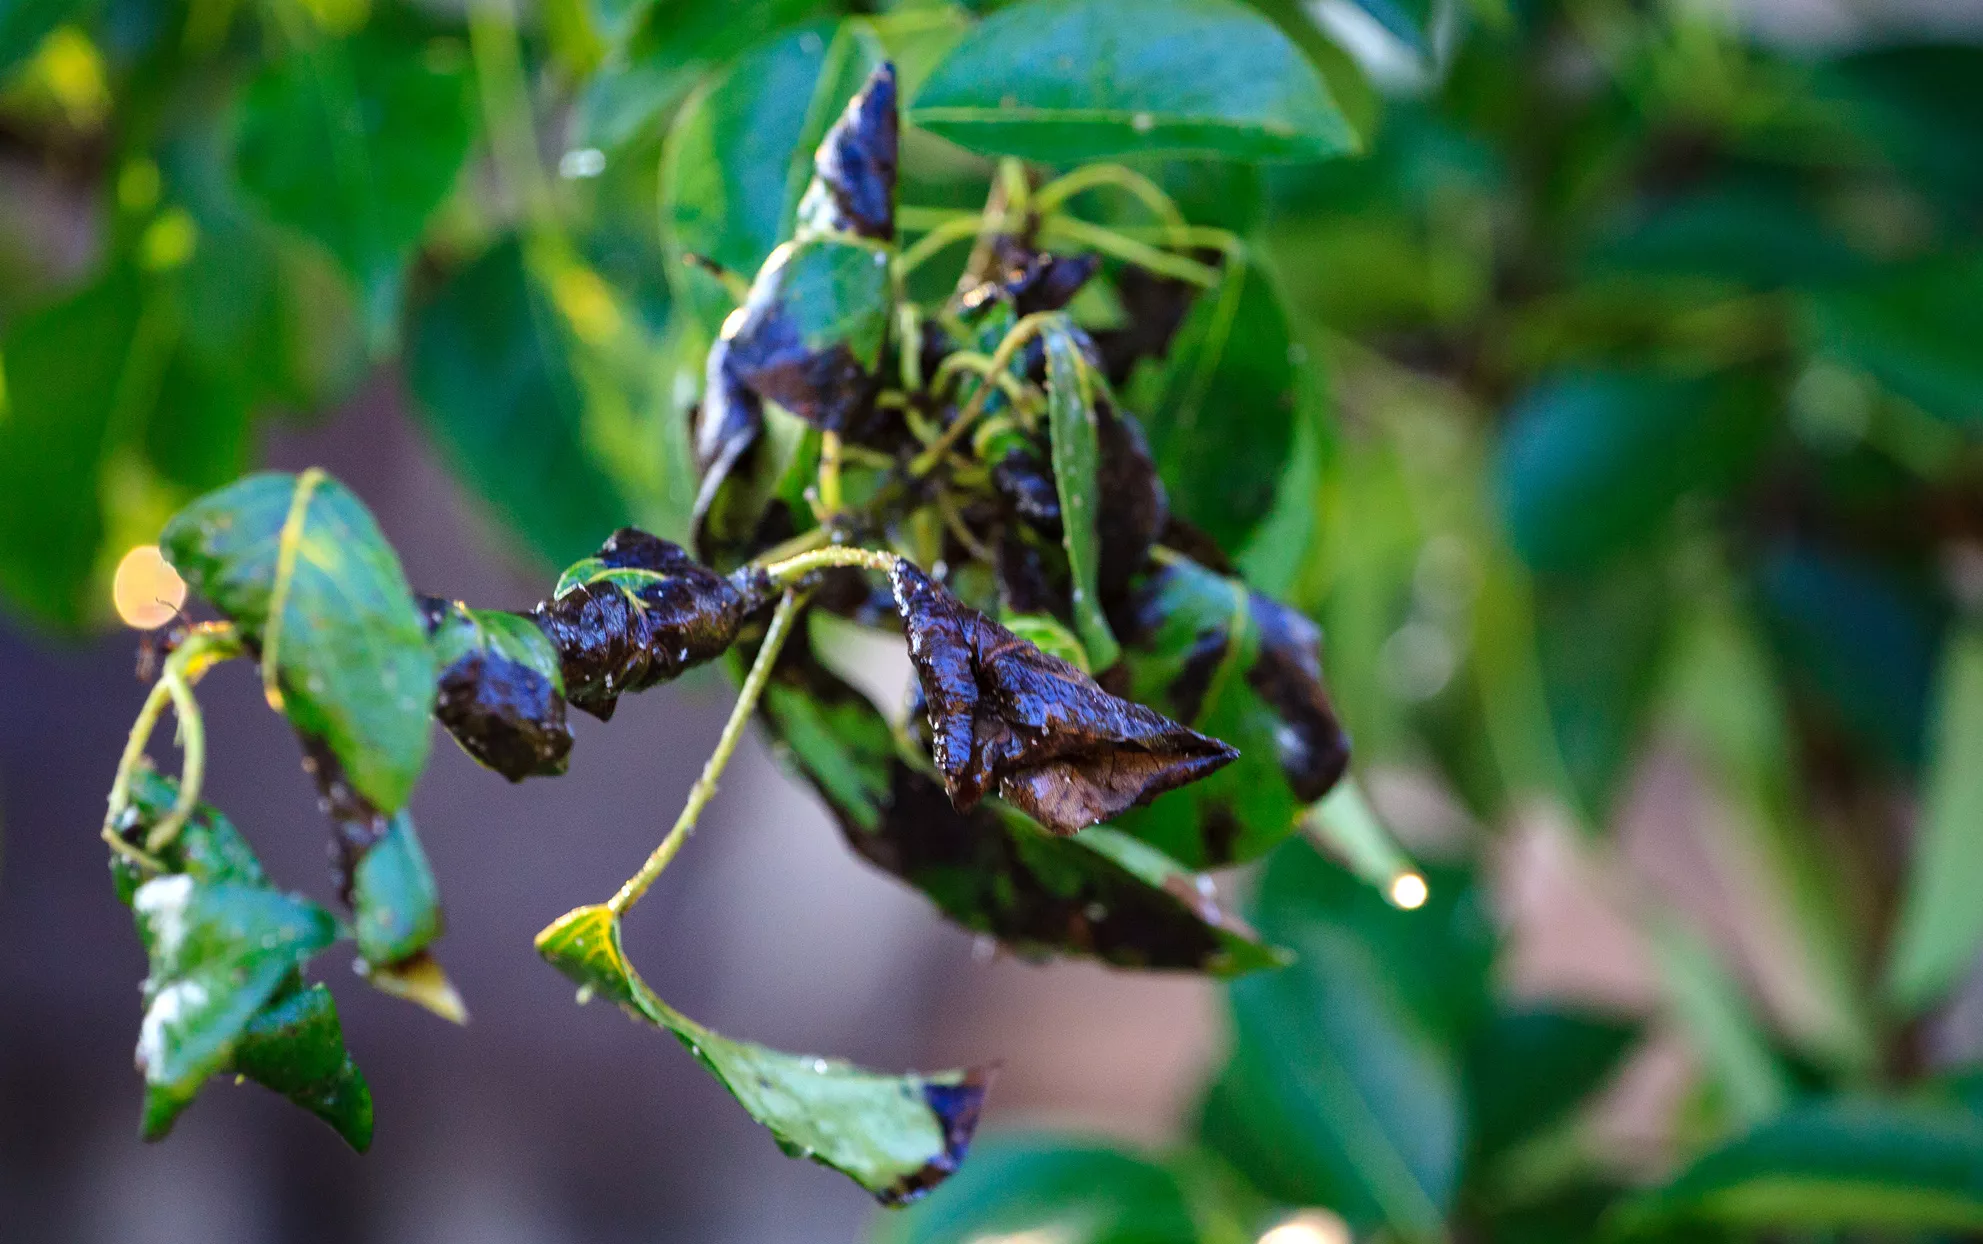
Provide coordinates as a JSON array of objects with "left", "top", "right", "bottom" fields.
[
  {"left": 422, "top": 597, "right": 573, "bottom": 781},
  {"left": 795, "top": 62, "right": 899, "bottom": 243},
  {"left": 533, "top": 528, "right": 775, "bottom": 720},
  {"left": 536, "top": 903, "right": 988, "bottom": 1205},
  {"left": 890, "top": 561, "right": 1236, "bottom": 835},
  {"left": 959, "top": 241, "right": 1100, "bottom": 319}
]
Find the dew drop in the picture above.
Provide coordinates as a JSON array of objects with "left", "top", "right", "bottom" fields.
[{"left": 812, "top": 1058, "right": 830, "bottom": 1074}]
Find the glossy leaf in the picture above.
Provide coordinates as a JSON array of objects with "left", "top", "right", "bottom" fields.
[
  {"left": 1621, "top": 1099, "right": 1983, "bottom": 1234},
  {"left": 1886, "top": 622, "right": 1983, "bottom": 1013},
  {"left": 873, "top": 1135, "right": 1200, "bottom": 1244},
  {"left": 161, "top": 471, "right": 437, "bottom": 813},
  {"left": 759, "top": 626, "right": 1281, "bottom": 974},
  {"left": 910, "top": 0, "right": 1356, "bottom": 163},
  {"left": 1043, "top": 317, "right": 1121, "bottom": 669},
  {"left": 891, "top": 560, "right": 1236, "bottom": 834},
  {"left": 424, "top": 597, "right": 573, "bottom": 781},
  {"left": 405, "top": 238, "right": 636, "bottom": 567},
  {"left": 536, "top": 904, "right": 988, "bottom": 1205},
  {"left": 234, "top": 29, "right": 475, "bottom": 335},
  {"left": 1123, "top": 246, "right": 1296, "bottom": 549},
  {"left": 231, "top": 982, "right": 373, "bottom": 1153},
  {"left": 1199, "top": 846, "right": 1487, "bottom": 1240},
  {"left": 1115, "top": 553, "right": 1351, "bottom": 868}
]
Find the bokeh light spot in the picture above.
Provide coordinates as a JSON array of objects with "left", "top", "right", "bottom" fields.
[
  {"left": 112, "top": 545, "right": 186, "bottom": 630},
  {"left": 1258, "top": 1209, "right": 1353, "bottom": 1244},
  {"left": 1388, "top": 871, "right": 1429, "bottom": 911}
]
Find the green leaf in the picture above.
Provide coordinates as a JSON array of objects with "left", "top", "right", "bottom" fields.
[
  {"left": 1342, "top": 0, "right": 1433, "bottom": 55},
  {"left": 1620, "top": 1099, "right": 1983, "bottom": 1235},
  {"left": 1124, "top": 245, "right": 1296, "bottom": 549},
  {"left": 1886, "top": 622, "right": 1983, "bottom": 1014},
  {"left": 0, "top": 0, "right": 89, "bottom": 79},
  {"left": 234, "top": 27, "right": 475, "bottom": 337},
  {"left": 872, "top": 1135, "right": 1201, "bottom": 1244},
  {"left": 759, "top": 630, "right": 1284, "bottom": 974},
  {"left": 1803, "top": 254, "right": 1983, "bottom": 429},
  {"left": 661, "top": 21, "right": 883, "bottom": 334},
  {"left": 1114, "top": 553, "right": 1350, "bottom": 868},
  {"left": 1199, "top": 844, "right": 1486, "bottom": 1240},
  {"left": 231, "top": 982, "right": 373, "bottom": 1153},
  {"left": 351, "top": 811, "right": 441, "bottom": 968},
  {"left": 160, "top": 470, "right": 437, "bottom": 813},
  {"left": 129, "top": 873, "right": 339, "bottom": 1138},
  {"left": 1494, "top": 370, "right": 1775, "bottom": 574},
  {"left": 909, "top": 0, "right": 1357, "bottom": 163},
  {"left": 536, "top": 903, "right": 988, "bottom": 1205},
  {"left": 406, "top": 238, "right": 636, "bottom": 566},
  {"left": 1044, "top": 317, "right": 1121, "bottom": 670},
  {"left": 1466, "top": 1008, "right": 1637, "bottom": 1163}
]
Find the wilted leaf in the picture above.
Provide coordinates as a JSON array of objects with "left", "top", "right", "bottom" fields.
[
  {"left": 910, "top": 0, "right": 1357, "bottom": 163},
  {"left": 161, "top": 470, "right": 437, "bottom": 813},
  {"left": 872, "top": 1135, "right": 1201, "bottom": 1244},
  {"left": 536, "top": 903, "right": 988, "bottom": 1205},
  {"left": 423, "top": 596, "right": 573, "bottom": 781},
  {"left": 533, "top": 527, "right": 775, "bottom": 719},
  {"left": 1115, "top": 552, "right": 1351, "bottom": 868},
  {"left": 891, "top": 560, "right": 1236, "bottom": 835},
  {"left": 794, "top": 61, "right": 899, "bottom": 242}
]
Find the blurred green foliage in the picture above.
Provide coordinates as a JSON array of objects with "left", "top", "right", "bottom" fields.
[{"left": 7, "top": 0, "right": 1983, "bottom": 1238}]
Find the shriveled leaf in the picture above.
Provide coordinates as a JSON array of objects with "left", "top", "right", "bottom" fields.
[
  {"left": 234, "top": 27, "right": 476, "bottom": 336},
  {"left": 423, "top": 596, "right": 573, "bottom": 781},
  {"left": 536, "top": 904, "right": 988, "bottom": 1205},
  {"left": 1115, "top": 552, "right": 1351, "bottom": 868},
  {"left": 161, "top": 471, "right": 436, "bottom": 813},
  {"left": 405, "top": 238, "right": 636, "bottom": 567},
  {"left": 891, "top": 560, "right": 1235, "bottom": 835},
  {"left": 1123, "top": 246, "right": 1296, "bottom": 550},
  {"left": 1619, "top": 1099, "right": 1983, "bottom": 1235},
  {"left": 1043, "top": 316, "right": 1121, "bottom": 668},
  {"left": 873, "top": 1135, "right": 1200, "bottom": 1244},
  {"left": 533, "top": 527, "right": 775, "bottom": 720},
  {"left": 1886, "top": 622, "right": 1983, "bottom": 1014},
  {"left": 910, "top": 0, "right": 1357, "bottom": 163},
  {"left": 794, "top": 61, "right": 899, "bottom": 242},
  {"left": 231, "top": 982, "right": 373, "bottom": 1153}
]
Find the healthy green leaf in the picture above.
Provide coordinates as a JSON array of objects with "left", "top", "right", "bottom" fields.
[
  {"left": 872, "top": 1135, "right": 1201, "bottom": 1244},
  {"left": 1124, "top": 245, "right": 1297, "bottom": 549},
  {"left": 1466, "top": 1007, "right": 1638, "bottom": 1163},
  {"left": 1802, "top": 254, "right": 1983, "bottom": 429},
  {"left": 1620, "top": 1099, "right": 1983, "bottom": 1235},
  {"left": 234, "top": 27, "right": 475, "bottom": 338},
  {"left": 406, "top": 238, "right": 636, "bottom": 567},
  {"left": 230, "top": 982, "right": 373, "bottom": 1153},
  {"left": 536, "top": 903, "right": 988, "bottom": 1205},
  {"left": 909, "top": 0, "right": 1357, "bottom": 163},
  {"left": 351, "top": 811, "right": 441, "bottom": 968},
  {"left": 1044, "top": 317, "right": 1121, "bottom": 670},
  {"left": 1886, "top": 622, "right": 1983, "bottom": 1014},
  {"left": 160, "top": 470, "right": 437, "bottom": 813}
]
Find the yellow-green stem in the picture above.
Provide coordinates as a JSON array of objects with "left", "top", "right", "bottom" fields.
[
  {"left": 818, "top": 430, "right": 844, "bottom": 516},
  {"left": 909, "top": 310, "right": 1058, "bottom": 476},
  {"left": 606, "top": 588, "right": 807, "bottom": 916},
  {"left": 1038, "top": 217, "right": 1220, "bottom": 287},
  {"left": 763, "top": 546, "right": 900, "bottom": 584},
  {"left": 260, "top": 466, "right": 324, "bottom": 711},
  {"left": 1033, "top": 164, "right": 1188, "bottom": 238},
  {"left": 102, "top": 623, "right": 244, "bottom": 867}
]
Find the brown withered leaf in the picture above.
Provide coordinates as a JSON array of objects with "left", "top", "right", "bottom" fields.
[
  {"left": 889, "top": 560, "right": 1236, "bottom": 834},
  {"left": 794, "top": 62, "right": 898, "bottom": 243},
  {"left": 532, "top": 529, "right": 774, "bottom": 720},
  {"left": 419, "top": 597, "right": 572, "bottom": 782}
]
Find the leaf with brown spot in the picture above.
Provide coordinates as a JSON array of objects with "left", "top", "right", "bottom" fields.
[{"left": 889, "top": 561, "right": 1235, "bottom": 835}]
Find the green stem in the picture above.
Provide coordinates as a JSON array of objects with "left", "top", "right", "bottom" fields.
[
  {"left": 818, "top": 430, "right": 844, "bottom": 517},
  {"left": 1033, "top": 163, "right": 1188, "bottom": 237},
  {"left": 909, "top": 310, "right": 1058, "bottom": 476},
  {"left": 468, "top": 0, "right": 553, "bottom": 230},
  {"left": 1038, "top": 216, "right": 1220, "bottom": 287},
  {"left": 763, "top": 546, "right": 900, "bottom": 584},
  {"left": 897, "top": 212, "right": 992, "bottom": 279},
  {"left": 101, "top": 623, "right": 245, "bottom": 867},
  {"left": 260, "top": 466, "right": 323, "bottom": 711},
  {"left": 606, "top": 589, "right": 807, "bottom": 916}
]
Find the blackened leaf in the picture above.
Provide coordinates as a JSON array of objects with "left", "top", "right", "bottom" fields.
[
  {"left": 712, "top": 236, "right": 892, "bottom": 434},
  {"left": 1467, "top": 1008, "right": 1638, "bottom": 1163},
  {"left": 426, "top": 598, "right": 573, "bottom": 781},
  {"left": 892, "top": 561, "right": 1236, "bottom": 835},
  {"left": 872, "top": 1135, "right": 1200, "bottom": 1244},
  {"left": 234, "top": 27, "right": 476, "bottom": 337},
  {"left": 405, "top": 238, "right": 636, "bottom": 567},
  {"left": 534, "top": 527, "right": 772, "bottom": 719},
  {"left": 129, "top": 873, "right": 339, "bottom": 1138},
  {"left": 910, "top": 0, "right": 1356, "bottom": 163},
  {"left": 161, "top": 471, "right": 437, "bottom": 813},
  {"left": 1043, "top": 317, "right": 1122, "bottom": 669},
  {"left": 1115, "top": 553, "right": 1350, "bottom": 868},
  {"left": 758, "top": 627, "right": 1278, "bottom": 972},
  {"left": 795, "top": 62, "right": 898, "bottom": 242},
  {"left": 662, "top": 21, "right": 884, "bottom": 335},
  {"left": 1123, "top": 246, "right": 1297, "bottom": 550},
  {"left": 536, "top": 903, "right": 989, "bottom": 1205},
  {"left": 231, "top": 982, "right": 373, "bottom": 1153}
]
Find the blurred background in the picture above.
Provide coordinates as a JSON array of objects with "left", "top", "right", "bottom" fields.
[{"left": 7, "top": 0, "right": 1983, "bottom": 1241}]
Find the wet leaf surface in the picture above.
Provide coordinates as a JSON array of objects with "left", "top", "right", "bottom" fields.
[
  {"left": 536, "top": 903, "right": 988, "bottom": 1205},
  {"left": 891, "top": 560, "right": 1235, "bottom": 835},
  {"left": 423, "top": 597, "right": 573, "bottom": 781},
  {"left": 162, "top": 471, "right": 437, "bottom": 813},
  {"left": 533, "top": 527, "right": 775, "bottom": 719},
  {"left": 1113, "top": 552, "right": 1350, "bottom": 867},
  {"left": 795, "top": 62, "right": 899, "bottom": 242}
]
